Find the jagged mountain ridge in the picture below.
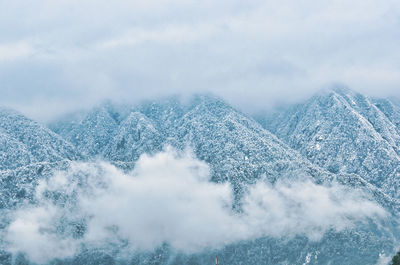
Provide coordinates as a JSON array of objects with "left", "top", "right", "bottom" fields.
[
  {"left": 48, "top": 94, "right": 400, "bottom": 210},
  {"left": 169, "top": 97, "right": 333, "bottom": 192},
  {"left": 50, "top": 102, "right": 128, "bottom": 157},
  {"left": 257, "top": 87, "right": 400, "bottom": 199},
  {"left": 1, "top": 92, "right": 400, "bottom": 264},
  {"left": 50, "top": 96, "right": 336, "bottom": 188}
]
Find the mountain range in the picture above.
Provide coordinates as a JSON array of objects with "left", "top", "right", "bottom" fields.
[{"left": 1, "top": 88, "right": 400, "bottom": 264}]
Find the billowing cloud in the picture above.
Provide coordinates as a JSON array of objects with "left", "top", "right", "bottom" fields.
[{"left": 3, "top": 148, "right": 386, "bottom": 263}]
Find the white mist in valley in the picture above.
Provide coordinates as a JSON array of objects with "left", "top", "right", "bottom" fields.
[{"left": 3, "top": 148, "right": 387, "bottom": 263}]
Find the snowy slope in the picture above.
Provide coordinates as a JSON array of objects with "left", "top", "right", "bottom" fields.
[
  {"left": 103, "top": 111, "right": 164, "bottom": 162},
  {"left": 0, "top": 108, "right": 81, "bottom": 210},
  {"left": 51, "top": 97, "right": 335, "bottom": 187},
  {"left": 51, "top": 102, "right": 165, "bottom": 165},
  {"left": 168, "top": 96, "right": 331, "bottom": 192},
  {"left": 48, "top": 95, "right": 400, "bottom": 209},
  {"left": 257, "top": 87, "right": 400, "bottom": 199},
  {"left": 55, "top": 103, "right": 122, "bottom": 157},
  {"left": 1, "top": 93, "right": 396, "bottom": 265},
  {"left": 0, "top": 107, "right": 80, "bottom": 170}
]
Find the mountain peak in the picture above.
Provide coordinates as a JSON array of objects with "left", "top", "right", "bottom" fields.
[
  {"left": 314, "top": 85, "right": 359, "bottom": 101},
  {"left": 261, "top": 87, "right": 400, "bottom": 199}
]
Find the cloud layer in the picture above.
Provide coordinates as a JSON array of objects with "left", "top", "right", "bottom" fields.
[
  {"left": 0, "top": 0, "right": 399, "bottom": 120},
  {"left": 3, "top": 148, "right": 386, "bottom": 263}
]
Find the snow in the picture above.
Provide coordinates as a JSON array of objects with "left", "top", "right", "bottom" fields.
[
  {"left": 259, "top": 87, "right": 400, "bottom": 199},
  {"left": 1, "top": 91, "right": 400, "bottom": 264}
]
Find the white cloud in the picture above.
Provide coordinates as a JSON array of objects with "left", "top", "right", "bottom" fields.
[
  {"left": 4, "top": 148, "right": 387, "bottom": 263},
  {"left": 97, "top": 23, "right": 219, "bottom": 50},
  {"left": 5, "top": 205, "right": 78, "bottom": 262},
  {"left": 0, "top": 0, "right": 399, "bottom": 120},
  {"left": 243, "top": 179, "right": 386, "bottom": 241}
]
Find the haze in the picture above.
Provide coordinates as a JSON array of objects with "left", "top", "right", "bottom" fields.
[{"left": 0, "top": 0, "right": 399, "bottom": 121}]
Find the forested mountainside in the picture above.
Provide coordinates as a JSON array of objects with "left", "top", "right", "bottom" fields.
[{"left": 1, "top": 90, "right": 400, "bottom": 264}]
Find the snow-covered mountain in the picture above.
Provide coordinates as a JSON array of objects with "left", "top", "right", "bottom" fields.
[
  {"left": 103, "top": 111, "right": 164, "bottom": 163},
  {"left": 50, "top": 102, "right": 127, "bottom": 158},
  {"left": 0, "top": 108, "right": 80, "bottom": 209},
  {"left": 168, "top": 96, "right": 335, "bottom": 201},
  {"left": 257, "top": 87, "right": 400, "bottom": 199},
  {"left": 49, "top": 95, "right": 398, "bottom": 204},
  {"left": 0, "top": 107, "right": 79, "bottom": 170},
  {"left": 50, "top": 96, "right": 334, "bottom": 194},
  {"left": 1, "top": 92, "right": 400, "bottom": 264}
]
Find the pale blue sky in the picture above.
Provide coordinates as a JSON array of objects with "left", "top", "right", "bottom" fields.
[{"left": 0, "top": 0, "right": 399, "bottom": 121}]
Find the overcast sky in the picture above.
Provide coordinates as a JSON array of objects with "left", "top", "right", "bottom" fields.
[{"left": 0, "top": 0, "right": 399, "bottom": 121}]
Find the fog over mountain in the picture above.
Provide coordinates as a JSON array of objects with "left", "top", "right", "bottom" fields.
[
  {"left": 1, "top": 1, "right": 400, "bottom": 264},
  {"left": 1, "top": 89, "right": 400, "bottom": 264}
]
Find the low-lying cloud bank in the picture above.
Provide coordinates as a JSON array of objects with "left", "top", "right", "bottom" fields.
[{"left": 4, "top": 148, "right": 386, "bottom": 263}]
